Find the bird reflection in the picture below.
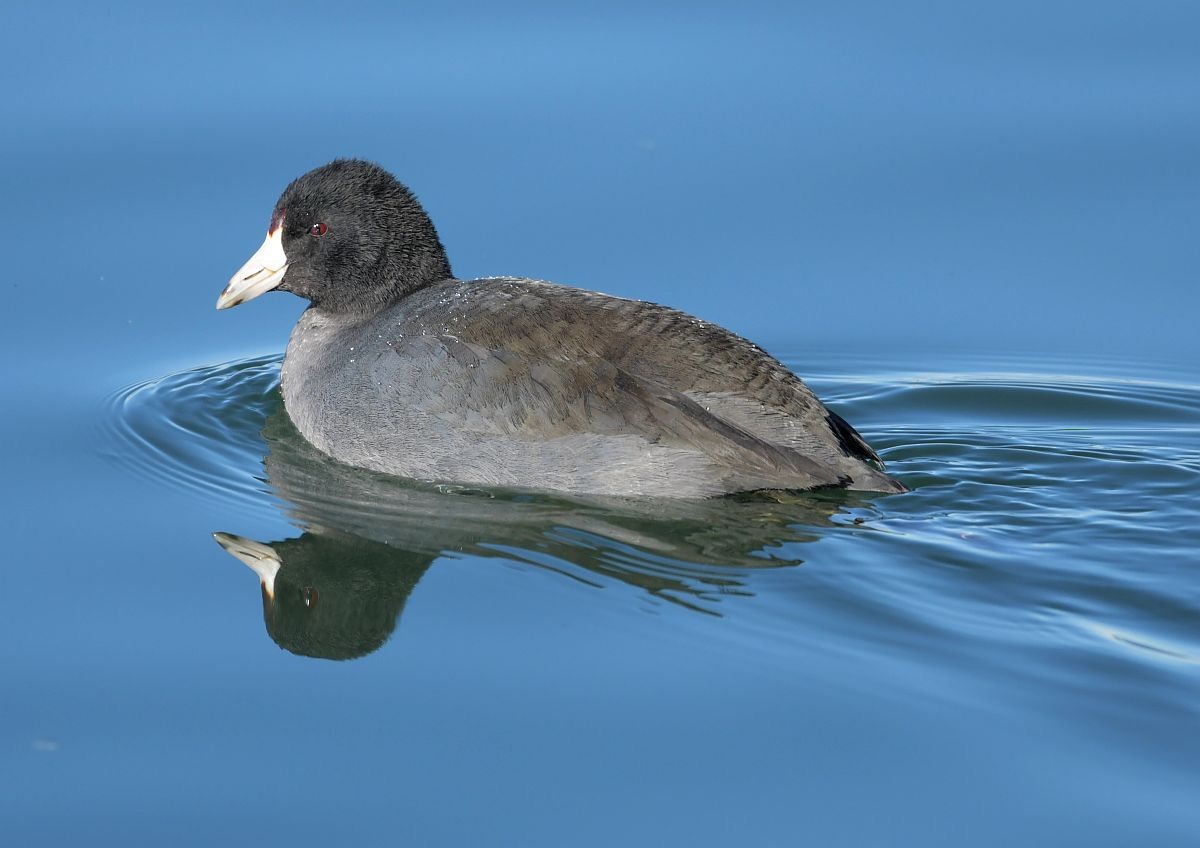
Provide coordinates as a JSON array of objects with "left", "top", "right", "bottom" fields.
[
  {"left": 215, "top": 530, "right": 430, "bottom": 661},
  {"left": 215, "top": 407, "right": 873, "bottom": 661}
]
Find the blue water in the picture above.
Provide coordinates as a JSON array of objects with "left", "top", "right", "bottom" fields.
[{"left": 3, "top": 3, "right": 1199, "bottom": 845}]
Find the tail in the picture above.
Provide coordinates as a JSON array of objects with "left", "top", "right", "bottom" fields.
[{"left": 846, "top": 465, "right": 909, "bottom": 494}]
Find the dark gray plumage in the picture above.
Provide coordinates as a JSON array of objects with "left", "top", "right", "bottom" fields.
[{"left": 220, "top": 159, "right": 906, "bottom": 498}]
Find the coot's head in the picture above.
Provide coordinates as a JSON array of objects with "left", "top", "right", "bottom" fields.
[{"left": 217, "top": 159, "right": 452, "bottom": 315}]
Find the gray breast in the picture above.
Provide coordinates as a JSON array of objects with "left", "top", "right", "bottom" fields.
[{"left": 279, "top": 278, "right": 905, "bottom": 497}]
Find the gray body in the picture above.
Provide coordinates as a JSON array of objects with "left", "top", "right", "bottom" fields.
[{"left": 279, "top": 276, "right": 904, "bottom": 498}]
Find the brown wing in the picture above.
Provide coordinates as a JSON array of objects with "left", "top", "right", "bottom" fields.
[
  {"left": 386, "top": 333, "right": 848, "bottom": 489},
  {"left": 452, "top": 279, "right": 884, "bottom": 468}
]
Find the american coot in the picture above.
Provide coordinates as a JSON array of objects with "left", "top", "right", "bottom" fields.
[{"left": 217, "top": 159, "right": 906, "bottom": 498}]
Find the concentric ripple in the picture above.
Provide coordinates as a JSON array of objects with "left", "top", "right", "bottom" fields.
[
  {"left": 99, "top": 354, "right": 284, "bottom": 514},
  {"left": 99, "top": 352, "right": 1200, "bottom": 532},
  {"left": 98, "top": 352, "right": 1200, "bottom": 656},
  {"left": 804, "top": 360, "right": 1200, "bottom": 678}
]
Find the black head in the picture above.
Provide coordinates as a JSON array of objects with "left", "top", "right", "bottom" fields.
[{"left": 218, "top": 159, "right": 453, "bottom": 315}]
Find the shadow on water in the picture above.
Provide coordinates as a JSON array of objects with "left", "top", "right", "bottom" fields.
[{"left": 213, "top": 406, "right": 869, "bottom": 660}]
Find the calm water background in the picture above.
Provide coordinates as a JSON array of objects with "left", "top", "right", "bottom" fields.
[{"left": 2, "top": 2, "right": 1198, "bottom": 845}]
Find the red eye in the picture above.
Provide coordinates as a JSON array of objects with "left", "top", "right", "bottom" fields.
[{"left": 309, "top": 223, "right": 328, "bottom": 236}]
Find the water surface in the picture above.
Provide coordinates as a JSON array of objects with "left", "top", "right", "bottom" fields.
[
  {"left": 3, "top": 2, "right": 1199, "bottom": 845},
  {"left": 14, "top": 348, "right": 1190, "bottom": 845}
]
